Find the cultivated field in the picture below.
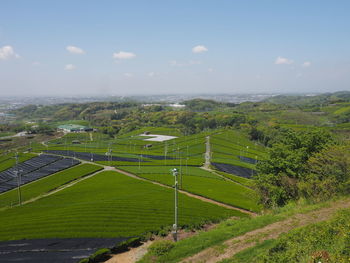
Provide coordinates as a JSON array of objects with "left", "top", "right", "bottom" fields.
[
  {"left": 0, "top": 171, "right": 245, "bottom": 241},
  {"left": 0, "top": 163, "right": 102, "bottom": 208}
]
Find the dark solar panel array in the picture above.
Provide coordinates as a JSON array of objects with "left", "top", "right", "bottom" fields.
[
  {"left": 45, "top": 150, "right": 145, "bottom": 162},
  {"left": 0, "top": 154, "right": 80, "bottom": 193},
  {"left": 212, "top": 162, "right": 256, "bottom": 179}
]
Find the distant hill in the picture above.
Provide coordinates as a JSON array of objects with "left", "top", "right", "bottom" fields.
[{"left": 264, "top": 91, "right": 350, "bottom": 107}]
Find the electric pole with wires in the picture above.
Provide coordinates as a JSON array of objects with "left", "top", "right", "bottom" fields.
[{"left": 171, "top": 168, "right": 179, "bottom": 242}]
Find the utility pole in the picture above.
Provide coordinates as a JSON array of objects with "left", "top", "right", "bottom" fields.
[
  {"left": 180, "top": 156, "right": 182, "bottom": 189},
  {"left": 164, "top": 142, "right": 167, "bottom": 165},
  {"left": 139, "top": 154, "right": 142, "bottom": 171},
  {"left": 15, "top": 153, "right": 22, "bottom": 206},
  {"left": 171, "top": 168, "right": 179, "bottom": 242}
]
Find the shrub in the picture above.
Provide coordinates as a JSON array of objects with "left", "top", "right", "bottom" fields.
[
  {"left": 112, "top": 237, "right": 142, "bottom": 253},
  {"left": 148, "top": 240, "right": 174, "bottom": 256},
  {"left": 88, "top": 248, "right": 111, "bottom": 262}
]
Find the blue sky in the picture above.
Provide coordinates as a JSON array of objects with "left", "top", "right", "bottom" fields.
[{"left": 0, "top": 0, "right": 350, "bottom": 96}]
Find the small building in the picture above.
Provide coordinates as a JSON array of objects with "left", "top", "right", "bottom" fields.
[{"left": 58, "top": 124, "right": 93, "bottom": 133}]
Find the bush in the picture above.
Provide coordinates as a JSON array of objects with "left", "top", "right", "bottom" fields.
[
  {"left": 148, "top": 240, "right": 175, "bottom": 256},
  {"left": 112, "top": 237, "right": 142, "bottom": 253},
  {"left": 88, "top": 248, "right": 111, "bottom": 262}
]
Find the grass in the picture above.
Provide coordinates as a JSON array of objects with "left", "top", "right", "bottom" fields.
[
  {"left": 220, "top": 239, "right": 277, "bottom": 263},
  {"left": 0, "top": 171, "right": 245, "bottom": 241},
  {"left": 0, "top": 132, "right": 15, "bottom": 137},
  {"left": 226, "top": 208, "right": 350, "bottom": 262},
  {"left": 215, "top": 171, "right": 254, "bottom": 188},
  {"left": 0, "top": 163, "right": 102, "bottom": 208},
  {"left": 333, "top": 105, "right": 350, "bottom": 115},
  {"left": 0, "top": 152, "right": 36, "bottom": 172},
  {"left": 137, "top": 199, "right": 333, "bottom": 263},
  {"left": 119, "top": 166, "right": 260, "bottom": 212},
  {"left": 209, "top": 130, "right": 267, "bottom": 171},
  {"left": 119, "top": 166, "right": 220, "bottom": 179}
]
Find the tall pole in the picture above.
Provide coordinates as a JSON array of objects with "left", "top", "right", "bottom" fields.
[
  {"left": 15, "top": 153, "right": 22, "bottom": 206},
  {"left": 139, "top": 154, "right": 141, "bottom": 171},
  {"left": 180, "top": 154, "right": 182, "bottom": 189},
  {"left": 172, "top": 168, "right": 179, "bottom": 242},
  {"left": 164, "top": 142, "right": 167, "bottom": 165}
]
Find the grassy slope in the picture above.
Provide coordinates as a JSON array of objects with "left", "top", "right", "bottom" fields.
[
  {"left": 0, "top": 171, "right": 245, "bottom": 241},
  {"left": 215, "top": 171, "right": 254, "bottom": 188},
  {"left": 44, "top": 130, "right": 207, "bottom": 166},
  {"left": 138, "top": 201, "right": 331, "bottom": 263},
  {"left": 210, "top": 130, "right": 267, "bottom": 175},
  {"left": 0, "top": 163, "right": 102, "bottom": 208},
  {"left": 119, "top": 166, "right": 260, "bottom": 212},
  {"left": 0, "top": 152, "right": 36, "bottom": 172},
  {"left": 228, "top": 209, "right": 350, "bottom": 263}
]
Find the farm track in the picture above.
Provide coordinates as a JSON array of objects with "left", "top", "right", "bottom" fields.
[
  {"left": 43, "top": 152, "right": 256, "bottom": 216},
  {"left": 181, "top": 198, "right": 350, "bottom": 263}
]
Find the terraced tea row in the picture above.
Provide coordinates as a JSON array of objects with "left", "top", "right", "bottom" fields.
[
  {"left": 0, "top": 171, "right": 245, "bottom": 241},
  {"left": 119, "top": 166, "right": 260, "bottom": 212},
  {"left": 0, "top": 154, "right": 81, "bottom": 193},
  {"left": 0, "top": 163, "right": 102, "bottom": 208}
]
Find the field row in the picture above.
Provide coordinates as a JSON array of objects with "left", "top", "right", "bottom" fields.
[
  {"left": 0, "top": 171, "right": 245, "bottom": 241},
  {"left": 119, "top": 166, "right": 260, "bottom": 212},
  {"left": 0, "top": 163, "right": 102, "bottom": 208}
]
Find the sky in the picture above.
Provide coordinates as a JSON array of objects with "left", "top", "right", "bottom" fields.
[{"left": 0, "top": 0, "right": 350, "bottom": 96}]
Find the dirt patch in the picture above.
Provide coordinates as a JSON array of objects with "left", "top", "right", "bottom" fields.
[
  {"left": 181, "top": 198, "right": 350, "bottom": 263},
  {"left": 105, "top": 222, "right": 223, "bottom": 263}
]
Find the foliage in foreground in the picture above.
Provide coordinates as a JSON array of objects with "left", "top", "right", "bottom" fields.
[
  {"left": 255, "top": 128, "right": 335, "bottom": 207},
  {"left": 229, "top": 209, "right": 350, "bottom": 263},
  {"left": 137, "top": 200, "right": 327, "bottom": 263}
]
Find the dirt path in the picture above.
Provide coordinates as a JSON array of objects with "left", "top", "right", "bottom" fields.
[
  {"left": 90, "top": 132, "right": 93, "bottom": 141},
  {"left": 181, "top": 198, "right": 350, "bottom": 263},
  {"left": 106, "top": 241, "right": 153, "bottom": 263},
  {"left": 106, "top": 223, "right": 220, "bottom": 263}
]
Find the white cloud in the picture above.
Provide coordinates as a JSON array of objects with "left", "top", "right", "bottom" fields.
[
  {"left": 275, "top": 56, "right": 294, "bottom": 65},
  {"left": 192, "top": 45, "right": 208, "bottom": 53},
  {"left": 66, "top": 45, "right": 85, "bottom": 54},
  {"left": 0, "top": 46, "right": 20, "bottom": 60},
  {"left": 302, "top": 61, "right": 311, "bottom": 67},
  {"left": 32, "top": 61, "right": 41, "bottom": 66},
  {"left": 113, "top": 51, "right": 136, "bottom": 60},
  {"left": 208, "top": 68, "right": 214, "bottom": 72},
  {"left": 64, "top": 64, "right": 76, "bottom": 70},
  {"left": 123, "top": 73, "right": 133, "bottom": 78}
]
